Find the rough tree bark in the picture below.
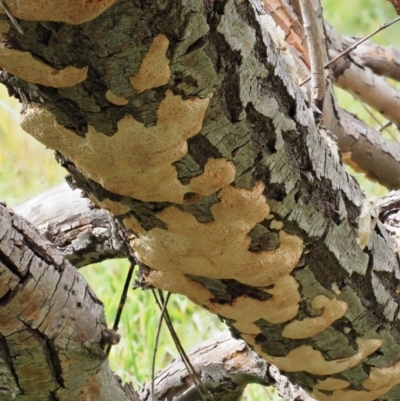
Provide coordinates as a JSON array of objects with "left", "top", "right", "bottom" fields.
[{"left": 1, "top": 1, "right": 400, "bottom": 401}]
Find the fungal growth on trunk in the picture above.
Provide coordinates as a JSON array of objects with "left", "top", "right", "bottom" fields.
[{"left": 1, "top": 0, "right": 400, "bottom": 400}]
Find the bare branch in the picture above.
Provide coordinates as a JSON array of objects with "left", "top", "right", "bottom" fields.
[
  {"left": 324, "top": 105, "right": 400, "bottom": 189},
  {"left": 329, "top": 47, "right": 400, "bottom": 128},
  {"left": 13, "top": 183, "right": 129, "bottom": 268},
  {"left": 141, "top": 332, "right": 315, "bottom": 401},
  {"left": 387, "top": 0, "right": 400, "bottom": 15},
  {"left": 349, "top": 40, "right": 400, "bottom": 82},
  {"left": 301, "top": 15, "right": 400, "bottom": 86},
  {"left": 261, "top": 0, "right": 400, "bottom": 189},
  {"left": 298, "top": 0, "right": 325, "bottom": 109}
]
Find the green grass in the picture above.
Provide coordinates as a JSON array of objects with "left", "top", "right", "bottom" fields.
[{"left": 1, "top": 3, "right": 399, "bottom": 398}]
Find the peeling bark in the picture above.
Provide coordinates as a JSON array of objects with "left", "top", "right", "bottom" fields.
[{"left": 1, "top": 1, "right": 400, "bottom": 401}]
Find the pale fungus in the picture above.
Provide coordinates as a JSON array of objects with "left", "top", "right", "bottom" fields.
[
  {"left": 21, "top": 91, "right": 232, "bottom": 203},
  {"left": 105, "top": 90, "right": 129, "bottom": 106},
  {"left": 0, "top": 0, "right": 117, "bottom": 24},
  {"left": 282, "top": 295, "right": 348, "bottom": 339},
  {"left": 251, "top": 337, "right": 382, "bottom": 375},
  {"left": 0, "top": 44, "right": 88, "bottom": 88},
  {"left": 130, "top": 34, "right": 171, "bottom": 92}
]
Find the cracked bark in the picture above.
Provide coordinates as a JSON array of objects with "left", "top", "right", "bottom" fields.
[
  {"left": 0, "top": 203, "right": 135, "bottom": 401},
  {"left": 2, "top": 1, "right": 400, "bottom": 401},
  {"left": 262, "top": 1, "right": 400, "bottom": 189},
  {"left": 13, "top": 183, "right": 128, "bottom": 268}
]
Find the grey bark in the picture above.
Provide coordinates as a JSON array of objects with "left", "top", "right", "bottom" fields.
[
  {"left": 0, "top": 203, "right": 134, "bottom": 401},
  {"left": 1, "top": 1, "right": 400, "bottom": 401},
  {"left": 141, "top": 331, "right": 314, "bottom": 401},
  {"left": 13, "top": 183, "right": 128, "bottom": 268}
]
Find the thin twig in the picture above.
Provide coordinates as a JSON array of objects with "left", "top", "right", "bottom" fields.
[
  {"left": 151, "top": 291, "right": 171, "bottom": 401},
  {"left": 358, "top": 100, "right": 398, "bottom": 141},
  {"left": 105, "top": 262, "right": 135, "bottom": 357},
  {"left": 358, "top": 101, "right": 383, "bottom": 126},
  {"left": 300, "top": 15, "right": 400, "bottom": 86},
  {"left": 159, "top": 290, "right": 216, "bottom": 401},
  {"left": 379, "top": 120, "right": 392, "bottom": 133},
  {"left": 152, "top": 290, "right": 215, "bottom": 401},
  {"left": 0, "top": 0, "right": 24, "bottom": 34},
  {"left": 298, "top": 0, "right": 325, "bottom": 110}
]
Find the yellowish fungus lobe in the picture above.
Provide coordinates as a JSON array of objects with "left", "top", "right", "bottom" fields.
[
  {"left": 1, "top": 0, "right": 117, "bottom": 24},
  {"left": 0, "top": 20, "right": 9, "bottom": 36},
  {"left": 123, "top": 217, "right": 146, "bottom": 237},
  {"left": 146, "top": 270, "right": 214, "bottom": 307},
  {"left": 282, "top": 295, "right": 348, "bottom": 339},
  {"left": 252, "top": 337, "right": 382, "bottom": 375},
  {"left": 21, "top": 90, "right": 233, "bottom": 203},
  {"left": 313, "top": 378, "right": 350, "bottom": 391},
  {"left": 208, "top": 275, "right": 300, "bottom": 334},
  {"left": 130, "top": 34, "right": 171, "bottom": 92},
  {"left": 88, "top": 194, "right": 130, "bottom": 216},
  {"left": 270, "top": 219, "right": 283, "bottom": 230},
  {"left": 105, "top": 90, "right": 129, "bottom": 105},
  {"left": 0, "top": 44, "right": 88, "bottom": 87},
  {"left": 131, "top": 183, "right": 304, "bottom": 287}
]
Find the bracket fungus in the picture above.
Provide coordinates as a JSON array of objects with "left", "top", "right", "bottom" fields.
[
  {"left": 132, "top": 184, "right": 303, "bottom": 287},
  {"left": 282, "top": 295, "right": 348, "bottom": 339},
  {"left": 21, "top": 90, "right": 235, "bottom": 203},
  {"left": 0, "top": 0, "right": 117, "bottom": 24},
  {"left": 0, "top": 44, "right": 88, "bottom": 88},
  {"left": 250, "top": 337, "right": 382, "bottom": 375},
  {"left": 146, "top": 270, "right": 215, "bottom": 307},
  {"left": 208, "top": 275, "right": 300, "bottom": 335},
  {"left": 130, "top": 34, "right": 171, "bottom": 92},
  {"left": 314, "top": 378, "right": 350, "bottom": 391}
]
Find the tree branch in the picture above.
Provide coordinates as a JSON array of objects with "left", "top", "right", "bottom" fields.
[
  {"left": 0, "top": 203, "right": 136, "bottom": 401},
  {"left": 298, "top": 0, "right": 325, "bottom": 109},
  {"left": 325, "top": 22, "right": 400, "bottom": 129},
  {"left": 13, "top": 183, "right": 129, "bottom": 268},
  {"left": 261, "top": 0, "right": 400, "bottom": 189},
  {"left": 344, "top": 38, "right": 400, "bottom": 82},
  {"left": 141, "top": 331, "right": 315, "bottom": 401}
]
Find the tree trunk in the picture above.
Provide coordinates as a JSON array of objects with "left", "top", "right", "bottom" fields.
[{"left": 1, "top": 1, "right": 400, "bottom": 400}]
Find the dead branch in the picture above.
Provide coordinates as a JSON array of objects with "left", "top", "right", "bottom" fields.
[
  {"left": 13, "top": 183, "right": 128, "bottom": 268},
  {"left": 140, "top": 332, "right": 315, "bottom": 401},
  {"left": 298, "top": 0, "right": 325, "bottom": 109}
]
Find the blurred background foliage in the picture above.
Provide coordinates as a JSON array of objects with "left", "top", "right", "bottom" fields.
[{"left": 0, "top": 1, "right": 399, "bottom": 399}]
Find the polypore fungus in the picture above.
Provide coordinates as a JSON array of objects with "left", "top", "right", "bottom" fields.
[
  {"left": 282, "top": 295, "right": 348, "bottom": 339},
  {"left": 312, "top": 386, "right": 391, "bottom": 401},
  {"left": 145, "top": 270, "right": 214, "bottom": 307},
  {"left": 21, "top": 90, "right": 234, "bottom": 203},
  {"left": 88, "top": 194, "right": 130, "bottom": 216},
  {"left": 363, "top": 359, "right": 400, "bottom": 391},
  {"left": 0, "top": 20, "right": 9, "bottom": 36},
  {"left": 130, "top": 34, "right": 171, "bottom": 92},
  {"left": 0, "top": 44, "right": 88, "bottom": 88},
  {"left": 313, "top": 378, "right": 350, "bottom": 391},
  {"left": 105, "top": 90, "right": 129, "bottom": 105},
  {"left": 1, "top": 0, "right": 117, "bottom": 24},
  {"left": 208, "top": 275, "right": 300, "bottom": 334},
  {"left": 131, "top": 183, "right": 304, "bottom": 287},
  {"left": 251, "top": 337, "right": 382, "bottom": 375}
]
